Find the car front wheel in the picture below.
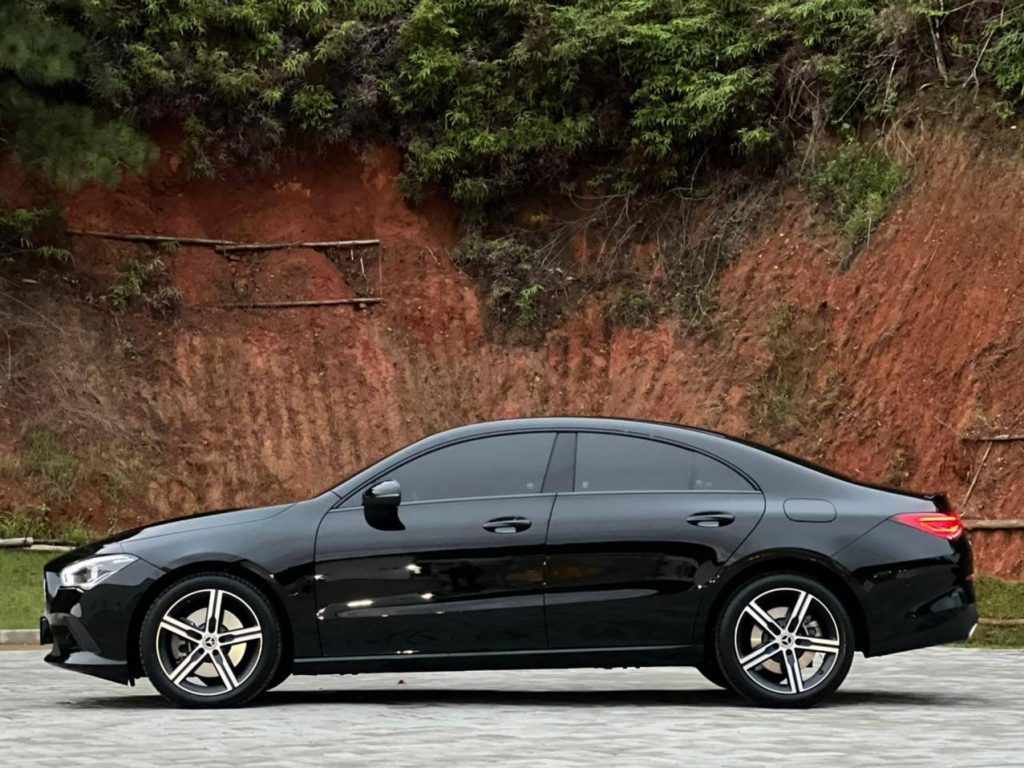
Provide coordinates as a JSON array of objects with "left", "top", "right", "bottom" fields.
[
  {"left": 140, "top": 573, "right": 282, "bottom": 708},
  {"left": 715, "top": 573, "right": 854, "bottom": 708}
]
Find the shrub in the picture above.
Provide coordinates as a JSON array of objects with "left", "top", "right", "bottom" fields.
[
  {"left": 0, "top": 207, "right": 71, "bottom": 272},
  {"left": 103, "top": 257, "right": 182, "bottom": 317},
  {"left": 452, "top": 232, "right": 565, "bottom": 332},
  {"left": 805, "top": 140, "right": 909, "bottom": 257}
]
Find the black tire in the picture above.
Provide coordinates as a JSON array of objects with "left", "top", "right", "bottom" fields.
[
  {"left": 140, "top": 573, "right": 282, "bottom": 708},
  {"left": 264, "top": 666, "right": 291, "bottom": 693},
  {"left": 715, "top": 573, "right": 854, "bottom": 708},
  {"left": 696, "top": 657, "right": 731, "bottom": 690}
]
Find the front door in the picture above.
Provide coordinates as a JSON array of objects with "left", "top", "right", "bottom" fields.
[
  {"left": 544, "top": 432, "right": 765, "bottom": 649},
  {"left": 315, "top": 432, "right": 557, "bottom": 657}
]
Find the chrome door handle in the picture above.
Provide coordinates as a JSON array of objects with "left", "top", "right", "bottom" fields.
[
  {"left": 483, "top": 517, "right": 532, "bottom": 534},
  {"left": 687, "top": 511, "right": 735, "bottom": 528}
]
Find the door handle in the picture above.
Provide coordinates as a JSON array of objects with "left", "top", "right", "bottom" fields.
[
  {"left": 687, "top": 511, "right": 735, "bottom": 528},
  {"left": 483, "top": 517, "right": 532, "bottom": 534}
]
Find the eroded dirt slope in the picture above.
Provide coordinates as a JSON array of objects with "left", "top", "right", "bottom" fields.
[{"left": 2, "top": 128, "right": 1022, "bottom": 576}]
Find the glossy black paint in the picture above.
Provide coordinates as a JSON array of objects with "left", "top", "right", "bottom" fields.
[{"left": 42, "top": 417, "right": 977, "bottom": 686}]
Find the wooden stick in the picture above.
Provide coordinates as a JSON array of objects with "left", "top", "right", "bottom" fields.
[
  {"left": 216, "top": 239, "right": 379, "bottom": 252},
  {"left": 961, "top": 434, "right": 1024, "bottom": 443},
  {"left": 979, "top": 617, "right": 1024, "bottom": 627},
  {"left": 68, "top": 229, "right": 238, "bottom": 246},
  {"left": 964, "top": 519, "right": 1024, "bottom": 530},
  {"left": 202, "top": 298, "right": 381, "bottom": 310},
  {"left": 961, "top": 440, "right": 993, "bottom": 514},
  {"left": 68, "top": 229, "right": 379, "bottom": 251}
]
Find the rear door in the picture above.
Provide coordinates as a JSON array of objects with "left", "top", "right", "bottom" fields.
[
  {"left": 315, "top": 432, "right": 557, "bottom": 657},
  {"left": 544, "top": 432, "right": 765, "bottom": 649}
]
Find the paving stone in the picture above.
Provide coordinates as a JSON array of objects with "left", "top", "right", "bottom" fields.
[{"left": 0, "top": 647, "right": 1020, "bottom": 766}]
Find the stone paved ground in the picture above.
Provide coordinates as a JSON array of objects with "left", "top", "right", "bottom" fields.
[{"left": 0, "top": 648, "right": 1021, "bottom": 767}]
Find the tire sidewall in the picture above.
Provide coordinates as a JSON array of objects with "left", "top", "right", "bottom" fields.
[
  {"left": 715, "top": 573, "right": 855, "bottom": 708},
  {"left": 140, "top": 573, "right": 282, "bottom": 708}
]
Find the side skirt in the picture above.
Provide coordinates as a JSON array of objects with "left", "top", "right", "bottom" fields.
[{"left": 292, "top": 644, "right": 703, "bottom": 675}]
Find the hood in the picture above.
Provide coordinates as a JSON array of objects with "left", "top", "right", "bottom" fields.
[{"left": 45, "top": 502, "right": 295, "bottom": 571}]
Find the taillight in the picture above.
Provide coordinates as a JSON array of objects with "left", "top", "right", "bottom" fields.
[{"left": 893, "top": 512, "right": 964, "bottom": 540}]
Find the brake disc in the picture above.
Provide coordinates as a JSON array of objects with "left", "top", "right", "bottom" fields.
[{"left": 749, "top": 605, "right": 823, "bottom": 675}]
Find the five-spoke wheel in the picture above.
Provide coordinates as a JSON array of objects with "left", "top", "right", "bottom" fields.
[
  {"left": 141, "top": 574, "right": 282, "bottom": 708},
  {"left": 715, "top": 574, "right": 854, "bottom": 707}
]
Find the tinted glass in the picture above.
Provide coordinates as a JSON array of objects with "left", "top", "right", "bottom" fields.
[
  {"left": 575, "top": 433, "right": 750, "bottom": 492},
  {"left": 388, "top": 433, "right": 556, "bottom": 502},
  {"left": 691, "top": 451, "right": 751, "bottom": 490}
]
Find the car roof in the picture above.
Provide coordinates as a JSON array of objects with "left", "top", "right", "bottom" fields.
[{"left": 331, "top": 416, "right": 938, "bottom": 505}]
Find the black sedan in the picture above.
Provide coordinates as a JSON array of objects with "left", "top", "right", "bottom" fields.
[{"left": 42, "top": 418, "right": 977, "bottom": 708}]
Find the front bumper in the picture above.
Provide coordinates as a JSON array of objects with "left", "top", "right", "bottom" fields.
[{"left": 42, "top": 556, "right": 165, "bottom": 685}]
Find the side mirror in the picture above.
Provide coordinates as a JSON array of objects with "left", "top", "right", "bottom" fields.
[{"left": 363, "top": 479, "right": 401, "bottom": 508}]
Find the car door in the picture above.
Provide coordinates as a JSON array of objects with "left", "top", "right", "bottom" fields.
[
  {"left": 544, "top": 432, "right": 765, "bottom": 649},
  {"left": 314, "top": 431, "right": 557, "bottom": 657}
]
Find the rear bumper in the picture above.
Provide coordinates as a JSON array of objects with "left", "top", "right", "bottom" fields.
[
  {"left": 866, "top": 594, "right": 978, "bottom": 657},
  {"left": 842, "top": 521, "right": 978, "bottom": 657}
]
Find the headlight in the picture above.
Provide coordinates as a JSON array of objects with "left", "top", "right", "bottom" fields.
[{"left": 59, "top": 554, "right": 137, "bottom": 590}]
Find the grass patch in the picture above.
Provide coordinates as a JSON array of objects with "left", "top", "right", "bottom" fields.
[
  {"left": 749, "top": 303, "right": 832, "bottom": 440},
  {"left": 973, "top": 576, "right": 1024, "bottom": 620},
  {"left": 960, "top": 577, "right": 1024, "bottom": 648},
  {"left": 965, "top": 624, "right": 1024, "bottom": 648},
  {"left": 806, "top": 140, "right": 909, "bottom": 266},
  {"left": 0, "top": 506, "right": 95, "bottom": 546},
  {"left": 0, "top": 549, "right": 52, "bottom": 629},
  {"left": 22, "top": 427, "right": 79, "bottom": 501}
]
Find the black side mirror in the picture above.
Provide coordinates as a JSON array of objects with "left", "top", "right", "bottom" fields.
[
  {"left": 363, "top": 479, "right": 401, "bottom": 508},
  {"left": 362, "top": 480, "right": 404, "bottom": 531}
]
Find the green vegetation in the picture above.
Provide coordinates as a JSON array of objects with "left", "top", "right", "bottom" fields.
[
  {"left": 0, "top": 207, "right": 71, "bottom": 272},
  {"left": 1, "top": 1, "right": 1022, "bottom": 331},
  {"left": 0, "top": 1, "right": 1016, "bottom": 203},
  {"left": 22, "top": 428, "right": 79, "bottom": 502},
  {"left": 607, "top": 294, "right": 656, "bottom": 329},
  {"left": 0, "top": 549, "right": 53, "bottom": 629},
  {"left": 452, "top": 232, "right": 565, "bottom": 331},
  {"left": 806, "top": 140, "right": 909, "bottom": 261},
  {"left": 103, "top": 257, "right": 182, "bottom": 317},
  {"left": 974, "top": 576, "right": 1024, "bottom": 620},
  {"left": 963, "top": 577, "right": 1024, "bottom": 648},
  {"left": 0, "top": 3, "right": 154, "bottom": 189},
  {"left": 0, "top": 505, "right": 93, "bottom": 546}
]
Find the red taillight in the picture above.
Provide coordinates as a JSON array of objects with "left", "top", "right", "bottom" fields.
[{"left": 894, "top": 512, "right": 964, "bottom": 540}]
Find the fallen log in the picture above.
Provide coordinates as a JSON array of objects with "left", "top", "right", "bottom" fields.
[
  {"left": 0, "top": 537, "right": 33, "bottom": 548},
  {"left": 216, "top": 239, "right": 379, "bottom": 252},
  {"left": 979, "top": 617, "right": 1024, "bottom": 627},
  {"left": 202, "top": 298, "right": 381, "bottom": 310},
  {"left": 964, "top": 519, "right": 1024, "bottom": 530},
  {"left": 961, "top": 434, "right": 1024, "bottom": 443},
  {"left": 68, "top": 229, "right": 379, "bottom": 251}
]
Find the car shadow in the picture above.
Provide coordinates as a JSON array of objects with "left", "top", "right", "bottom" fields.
[{"left": 65, "top": 686, "right": 978, "bottom": 710}]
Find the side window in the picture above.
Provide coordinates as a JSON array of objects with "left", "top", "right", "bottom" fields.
[
  {"left": 575, "top": 433, "right": 691, "bottom": 492},
  {"left": 386, "top": 433, "right": 556, "bottom": 503},
  {"left": 574, "top": 433, "right": 751, "bottom": 492},
  {"left": 691, "top": 451, "right": 752, "bottom": 491}
]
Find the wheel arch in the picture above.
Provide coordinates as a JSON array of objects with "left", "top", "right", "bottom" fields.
[
  {"left": 127, "top": 560, "right": 294, "bottom": 681},
  {"left": 696, "top": 552, "right": 871, "bottom": 656}
]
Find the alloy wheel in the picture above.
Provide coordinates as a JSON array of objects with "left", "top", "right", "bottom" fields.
[
  {"left": 154, "top": 588, "right": 264, "bottom": 697},
  {"left": 733, "top": 586, "right": 842, "bottom": 695}
]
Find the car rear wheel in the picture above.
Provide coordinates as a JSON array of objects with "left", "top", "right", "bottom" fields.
[
  {"left": 715, "top": 573, "right": 854, "bottom": 708},
  {"left": 140, "top": 573, "right": 282, "bottom": 708}
]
